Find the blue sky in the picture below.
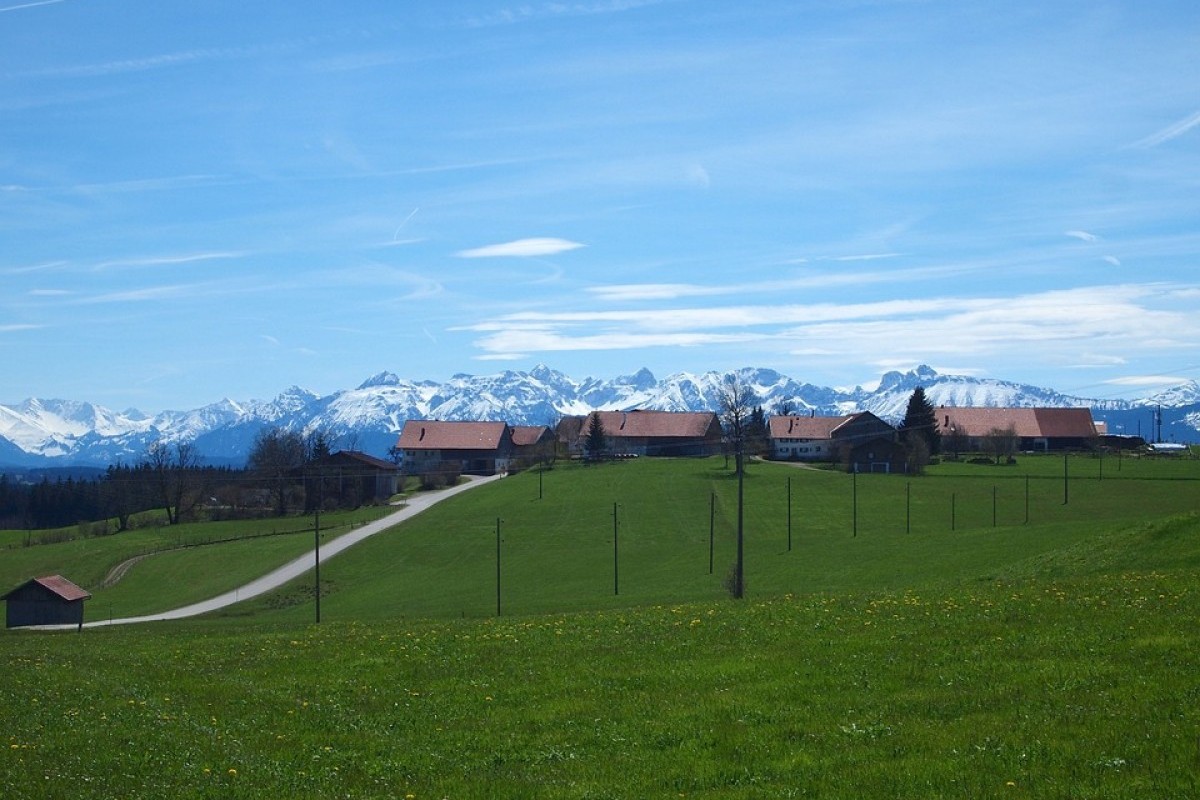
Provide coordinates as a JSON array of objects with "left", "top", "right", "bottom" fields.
[{"left": 3, "top": 0, "right": 1198, "bottom": 412}]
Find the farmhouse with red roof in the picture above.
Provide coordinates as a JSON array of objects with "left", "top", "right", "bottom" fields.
[{"left": 397, "top": 420, "right": 516, "bottom": 476}]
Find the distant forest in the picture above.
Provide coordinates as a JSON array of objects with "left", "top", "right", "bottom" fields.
[{"left": 1, "top": 429, "right": 391, "bottom": 532}]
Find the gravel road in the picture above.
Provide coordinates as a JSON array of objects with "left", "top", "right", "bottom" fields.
[{"left": 65, "top": 473, "right": 504, "bottom": 629}]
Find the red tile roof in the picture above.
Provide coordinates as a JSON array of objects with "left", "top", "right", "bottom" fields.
[
  {"left": 937, "top": 407, "right": 1096, "bottom": 439},
  {"left": 510, "top": 425, "right": 552, "bottom": 447},
  {"left": 768, "top": 414, "right": 855, "bottom": 439},
  {"left": 26, "top": 575, "right": 91, "bottom": 602},
  {"left": 588, "top": 410, "right": 720, "bottom": 439},
  {"left": 397, "top": 420, "right": 510, "bottom": 450}
]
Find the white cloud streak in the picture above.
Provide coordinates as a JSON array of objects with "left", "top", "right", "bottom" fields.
[
  {"left": 456, "top": 238, "right": 586, "bottom": 258},
  {"left": 461, "top": 284, "right": 1200, "bottom": 367},
  {"left": 0, "top": 0, "right": 66, "bottom": 12},
  {"left": 93, "top": 251, "right": 245, "bottom": 271},
  {"left": 1130, "top": 109, "right": 1200, "bottom": 149},
  {"left": 587, "top": 264, "right": 977, "bottom": 302}
]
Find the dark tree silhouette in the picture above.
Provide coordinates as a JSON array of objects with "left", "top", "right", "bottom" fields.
[
  {"left": 584, "top": 412, "right": 607, "bottom": 461},
  {"left": 900, "top": 387, "right": 939, "bottom": 457}
]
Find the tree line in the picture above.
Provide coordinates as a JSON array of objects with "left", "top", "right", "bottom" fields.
[{"left": 1, "top": 427, "right": 392, "bottom": 532}]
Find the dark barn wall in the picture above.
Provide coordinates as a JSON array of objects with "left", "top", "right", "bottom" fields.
[{"left": 5, "top": 583, "right": 85, "bottom": 628}]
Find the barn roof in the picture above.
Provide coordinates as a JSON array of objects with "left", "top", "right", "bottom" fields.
[
  {"left": 511, "top": 425, "right": 552, "bottom": 447},
  {"left": 937, "top": 407, "right": 1097, "bottom": 439},
  {"left": 2, "top": 575, "right": 91, "bottom": 602},
  {"left": 768, "top": 413, "right": 866, "bottom": 439},
  {"left": 322, "top": 450, "right": 399, "bottom": 471},
  {"left": 397, "top": 420, "right": 510, "bottom": 450},
  {"left": 588, "top": 410, "right": 720, "bottom": 439}
]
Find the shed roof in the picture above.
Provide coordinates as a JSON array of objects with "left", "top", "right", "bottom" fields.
[
  {"left": 2, "top": 575, "right": 91, "bottom": 602},
  {"left": 937, "top": 407, "right": 1096, "bottom": 439},
  {"left": 587, "top": 410, "right": 720, "bottom": 439},
  {"left": 397, "top": 420, "right": 510, "bottom": 450}
]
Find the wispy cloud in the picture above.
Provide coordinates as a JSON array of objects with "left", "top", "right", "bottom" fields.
[
  {"left": 93, "top": 252, "right": 245, "bottom": 271},
  {"left": 456, "top": 238, "right": 585, "bottom": 258},
  {"left": 465, "top": 0, "right": 669, "bottom": 28},
  {"left": 1130, "top": 109, "right": 1200, "bottom": 149},
  {"left": 460, "top": 284, "right": 1200, "bottom": 366},
  {"left": 0, "top": 0, "right": 67, "bottom": 12},
  {"left": 1103, "top": 374, "right": 1186, "bottom": 387},
  {"left": 78, "top": 284, "right": 196, "bottom": 304},
  {"left": 587, "top": 264, "right": 974, "bottom": 302},
  {"left": 1065, "top": 230, "right": 1098, "bottom": 243},
  {"left": 19, "top": 41, "right": 301, "bottom": 80},
  {"left": 0, "top": 323, "right": 44, "bottom": 332}
]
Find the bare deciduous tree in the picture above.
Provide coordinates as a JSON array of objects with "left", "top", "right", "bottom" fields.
[
  {"left": 984, "top": 425, "right": 1019, "bottom": 465},
  {"left": 143, "top": 440, "right": 203, "bottom": 525}
]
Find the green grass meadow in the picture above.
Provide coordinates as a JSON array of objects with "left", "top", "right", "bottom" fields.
[{"left": 2, "top": 454, "right": 1199, "bottom": 798}]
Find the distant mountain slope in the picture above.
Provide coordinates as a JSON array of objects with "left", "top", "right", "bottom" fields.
[{"left": 1, "top": 365, "right": 1194, "bottom": 467}]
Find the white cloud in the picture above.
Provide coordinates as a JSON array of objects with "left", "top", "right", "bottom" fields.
[
  {"left": 1103, "top": 374, "right": 1186, "bottom": 387},
  {"left": 830, "top": 253, "right": 900, "bottom": 262},
  {"left": 0, "top": 0, "right": 67, "bottom": 12},
  {"left": 456, "top": 238, "right": 586, "bottom": 258},
  {"left": 93, "top": 251, "right": 244, "bottom": 271},
  {"left": 1103, "top": 255, "right": 1121, "bottom": 267},
  {"left": 461, "top": 284, "right": 1200, "bottom": 368},
  {"left": 1065, "top": 230, "right": 1098, "bottom": 243},
  {"left": 1130, "top": 109, "right": 1200, "bottom": 149},
  {"left": 586, "top": 264, "right": 977, "bottom": 302},
  {"left": 686, "top": 163, "right": 711, "bottom": 188}
]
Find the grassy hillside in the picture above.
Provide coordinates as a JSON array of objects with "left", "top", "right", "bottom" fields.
[
  {"left": 2, "top": 511, "right": 1198, "bottom": 798},
  {"left": 0, "top": 507, "right": 393, "bottom": 618},
  {"left": 4, "top": 454, "right": 1198, "bottom": 621},
  {"left": 225, "top": 455, "right": 1200, "bottom": 624},
  {"left": 3, "top": 455, "right": 1198, "bottom": 797}
]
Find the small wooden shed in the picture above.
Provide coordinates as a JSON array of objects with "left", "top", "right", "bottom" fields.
[{"left": 3, "top": 575, "right": 91, "bottom": 629}]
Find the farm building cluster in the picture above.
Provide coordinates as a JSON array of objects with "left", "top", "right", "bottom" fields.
[{"left": 394, "top": 405, "right": 1106, "bottom": 478}]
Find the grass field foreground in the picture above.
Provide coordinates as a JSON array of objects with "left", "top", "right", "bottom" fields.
[{"left": 3, "top": 520, "right": 1199, "bottom": 798}]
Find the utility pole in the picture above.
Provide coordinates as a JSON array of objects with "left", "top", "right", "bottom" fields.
[
  {"left": 612, "top": 502, "right": 619, "bottom": 596},
  {"left": 314, "top": 470, "right": 322, "bottom": 625},
  {"left": 1063, "top": 453, "right": 1069, "bottom": 505},
  {"left": 735, "top": 444, "right": 745, "bottom": 599},
  {"left": 786, "top": 476, "right": 792, "bottom": 551},
  {"left": 852, "top": 466, "right": 858, "bottom": 537},
  {"left": 708, "top": 492, "right": 715, "bottom": 575}
]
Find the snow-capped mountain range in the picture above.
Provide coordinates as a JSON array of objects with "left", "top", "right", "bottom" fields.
[{"left": 1, "top": 365, "right": 1196, "bottom": 468}]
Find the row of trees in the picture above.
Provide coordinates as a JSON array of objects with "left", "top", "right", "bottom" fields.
[{"left": 1, "top": 427, "right": 383, "bottom": 532}]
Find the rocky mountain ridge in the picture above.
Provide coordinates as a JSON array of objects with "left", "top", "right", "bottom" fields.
[{"left": 1, "top": 365, "right": 1195, "bottom": 468}]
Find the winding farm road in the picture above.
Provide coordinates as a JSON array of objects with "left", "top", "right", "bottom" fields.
[{"left": 75, "top": 474, "right": 503, "bottom": 628}]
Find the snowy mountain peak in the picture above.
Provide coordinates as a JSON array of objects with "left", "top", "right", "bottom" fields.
[
  {"left": 877, "top": 364, "right": 940, "bottom": 393},
  {"left": 613, "top": 367, "right": 657, "bottom": 391},
  {"left": 1138, "top": 380, "right": 1200, "bottom": 408},
  {"left": 2, "top": 365, "right": 1197, "bottom": 468},
  {"left": 358, "top": 371, "right": 401, "bottom": 389}
]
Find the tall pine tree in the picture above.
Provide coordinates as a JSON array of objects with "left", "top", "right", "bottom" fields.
[
  {"left": 900, "top": 386, "right": 939, "bottom": 456},
  {"left": 584, "top": 412, "right": 607, "bottom": 461}
]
